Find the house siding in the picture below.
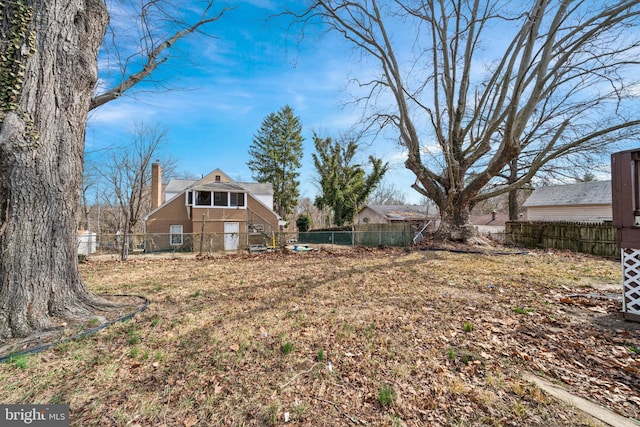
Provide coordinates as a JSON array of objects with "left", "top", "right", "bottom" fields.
[
  {"left": 526, "top": 205, "right": 611, "bottom": 223},
  {"left": 246, "top": 195, "right": 279, "bottom": 228},
  {"left": 145, "top": 189, "right": 279, "bottom": 251},
  {"left": 199, "top": 169, "right": 233, "bottom": 185},
  {"left": 191, "top": 207, "right": 246, "bottom": 233},
  {"left": 144, "top": 167, "right": 280, "bottom": 251},
  {"left": 357, "top": 207, "right": 389, "bottom": 224},
  {"left": 146, "top": 194, "right": 193, "bottom": 234}
]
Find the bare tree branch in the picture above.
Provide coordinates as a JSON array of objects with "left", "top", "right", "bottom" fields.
[
  {"left": 90, "top": 1, "right": 230, "bottom": 110},
  {"left": 293, "top": 0, "right": 640, "bottom": 240}
]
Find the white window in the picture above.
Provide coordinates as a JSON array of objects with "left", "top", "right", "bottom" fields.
[{"left": 169, "top": 225, "right": 183, "bottom": 245}]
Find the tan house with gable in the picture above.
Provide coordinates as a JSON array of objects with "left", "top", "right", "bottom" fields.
[
  {"left": 356, "top": 204, "right": 438, "bottom": 225},
  {"left": 144, "top": 164, "right": 281, "bottom": 251}
]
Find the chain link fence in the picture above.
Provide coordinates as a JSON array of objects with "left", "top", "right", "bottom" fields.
[{"left": 84, "top": 227, "right": 413, "bottom": 257}]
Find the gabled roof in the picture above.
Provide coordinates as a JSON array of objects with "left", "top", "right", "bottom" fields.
[
  {"left": 165, "top": 179, "right": 195, "bottom": 195},
  {"left": 361, "top": 204, "right": 437, "bottom": 221},
  {"left": 200, "top": 168, "right": 233, "bottom": 184},
  {"left": 164, "top": 179, "right": 273, "bottom": 196},
  {"left": 144, "top": 168, "right": 278, "bottom": 221},
  {"left": 523, "top": 180, "right": 611, "bottom": 207}
]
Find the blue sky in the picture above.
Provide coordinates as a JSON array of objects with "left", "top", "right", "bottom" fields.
[
  {"left": 86, "top": 0, "right": 421, "bottom": 203},
  {"left": 86, "top": 1, "right": 638, "bottom": 206}
]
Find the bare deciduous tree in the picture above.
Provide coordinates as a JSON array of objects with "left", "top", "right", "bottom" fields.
[
  {"left": 367, "top": 179, "right": 407, "bottom": 206},
  {"left": 296, "top": 0, "right": 640, "bottom": 241},
  {"left": 92, "top": 0, "right": 227, "bottom": 109},
  {"left": 0, "top": 0, "right": 227, "bottom": 339},
  {"left": 97, "top": 122, "right": 174, "bottom": 260},
  {"left": 80, "top": 165, "right": 99, "bottom": 231}
]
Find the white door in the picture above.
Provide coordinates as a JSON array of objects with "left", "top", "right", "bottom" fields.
[{"left": 224, "top": 222, "right": 240, "bottom": 251}]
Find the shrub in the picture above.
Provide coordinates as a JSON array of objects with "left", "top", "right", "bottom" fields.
[{"left": 296, "top": 215, "right": 312, "bottom": 232}]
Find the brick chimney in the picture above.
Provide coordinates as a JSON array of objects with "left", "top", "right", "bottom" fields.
[{"left": 151, "top": 162, "right": 162, "bottom": 210}]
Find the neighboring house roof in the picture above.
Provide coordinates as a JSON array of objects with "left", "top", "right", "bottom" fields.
[
  {"left": 360, "top": 204, "right": 437, "bottom": 221},
  {"left": 523, "top": 180, "right": 612, "bottom": 207},
  {"left": 470, "top": 213, "right": 509, "bottom": 226}
]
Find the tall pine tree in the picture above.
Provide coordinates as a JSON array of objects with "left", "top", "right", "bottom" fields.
[
  {"left": 313, "top": 135, "right": 388, "bottom": 227},
  {"left": 247, "top": 105, "right": 304, "bottom": 221}
]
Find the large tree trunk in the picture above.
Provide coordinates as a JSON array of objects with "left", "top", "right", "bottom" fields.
[
  {"left": 507, "top": 159, "right": 519, "bottom": 221},
  {"left": 508, "top": 190, "right": 518, "bottom": 221},
  {"left": 0, "top": 0, "right": 109, "bottom": 338},
  {"left": 434, "top": 199, "right": 475, "bottom": 242}
]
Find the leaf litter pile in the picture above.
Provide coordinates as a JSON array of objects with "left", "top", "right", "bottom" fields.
[{"left": 0, "top": 247, "right": 639, "bottom": 426}]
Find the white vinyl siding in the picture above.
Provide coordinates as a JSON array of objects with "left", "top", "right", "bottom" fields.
[{"left": 526, "top": 205, "right": 612, "bottom": 223}]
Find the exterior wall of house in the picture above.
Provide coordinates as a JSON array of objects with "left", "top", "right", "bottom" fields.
[
  {"left": 526, "top": 204, "right": 612, "bottom": 223},
  {"left": 190, "top": 207, "right": 247, "bottom": 234},
  {"left": 145, "top": 188, "right": 280, "bottom": 252},
  {"left": 146, "top": 194, "right": 193, "bottom": 234},
  {"left": 199, "top": 169, "right": 233, "bottom": 185},
  {"left": 252, "top": 194, "right": 273, "bottom": 208},
  {"left": 144, "top": 195, "right": 192, "bottom": 251},
  {"left": 247, "top": 195, "right": 279, "bottom": 229},
  {"left": 186, "top": 207, "right": 247, "bottom": 253},
  {"left": 356, "top": 207, "right": 389, "bottom": 224}
]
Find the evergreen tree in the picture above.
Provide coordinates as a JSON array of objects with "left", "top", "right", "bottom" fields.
[
  {"left": 313, "top": 135, "right": 388, "bottom": 226},
  {"left": 296, "top": 214, "right": 312, "bottom": 232},
  {"left": 247, "top": 105, "right": 304, "bottom": 221}
]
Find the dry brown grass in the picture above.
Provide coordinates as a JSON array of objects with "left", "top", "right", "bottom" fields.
[{"left": 0, "top": 247, "right": 638, "bottom": 426}]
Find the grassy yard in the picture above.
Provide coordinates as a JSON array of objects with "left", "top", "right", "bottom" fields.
[{"left": 0, "top": 247, "right": 638, "bottom": 426}]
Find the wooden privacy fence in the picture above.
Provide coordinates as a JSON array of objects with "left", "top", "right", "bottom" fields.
[
  {"left": 354, "top": 223, "right": 412, "bottom": 247},
  {"left": 506, "top": 221, "right": 618, "bottom": 258}
]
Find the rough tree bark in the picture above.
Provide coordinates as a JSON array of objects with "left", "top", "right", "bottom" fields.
[
  {"left": 0, "top": 1, "right": 225, "bottom": 339},
  {"left": 0, "top": 0, "right": 110, "bottom": 338}
]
